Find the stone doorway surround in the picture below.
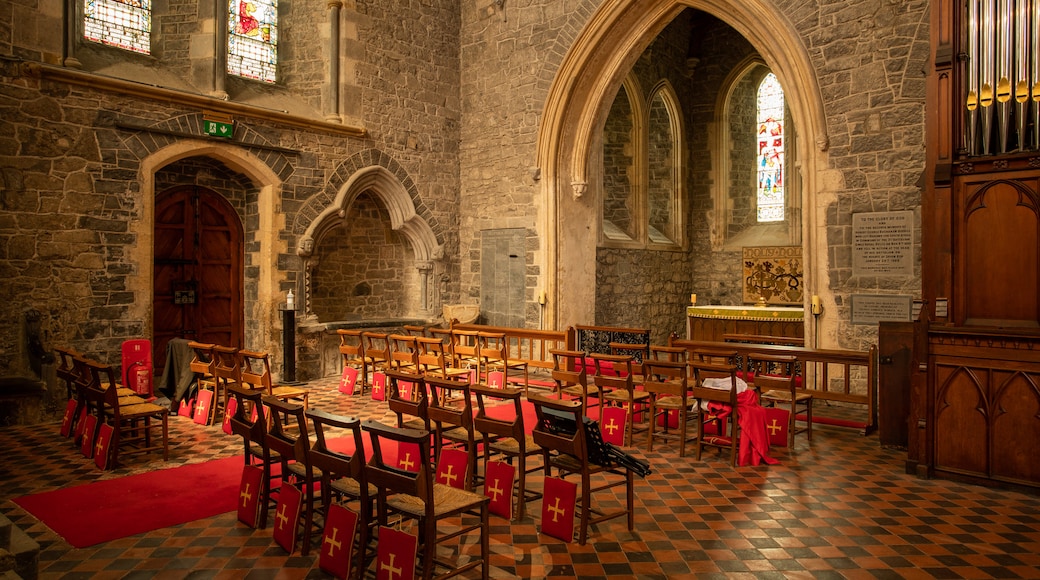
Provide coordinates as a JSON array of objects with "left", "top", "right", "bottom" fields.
[
  {"left": 132, "top": 141, "right": 284, "bottom": 359},
  {"left": 536, "top": 0, "right": 831, "bottom": 342}
]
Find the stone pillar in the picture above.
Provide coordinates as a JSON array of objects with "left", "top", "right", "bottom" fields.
[
  {"left": 213, "top": 0, "right": 229, "bottom": 99},
  {"left": 326, "top": 0, "right": 343, "bottom": 123},
  {"left": 63, "top": 0, "right": 81, "bottom": 68},
  {"left": 418, "top": 262, "right": 433, "bottom": 313}
]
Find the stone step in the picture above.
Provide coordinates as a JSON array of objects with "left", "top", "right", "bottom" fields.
[{"left": 0, "top": 514, "right": 38, "bottom": 580}]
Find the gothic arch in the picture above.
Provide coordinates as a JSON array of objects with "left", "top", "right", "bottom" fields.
[
  {"left": 130, "top": 140, "right": 285, "bottom": 355},
  {"left": 297, "top": 165, "right": 442, "bottom": 263},
  {"left": 536, "top": 0, "right": 828, "bottom": 329}
]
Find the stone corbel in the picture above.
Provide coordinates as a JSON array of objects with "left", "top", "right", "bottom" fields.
[{"left": 571, "top": 181, "right": 587, "bottom": 200}]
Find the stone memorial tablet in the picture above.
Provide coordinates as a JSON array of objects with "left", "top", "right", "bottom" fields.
[
  {"left": 852, "top": 211, "right": 914, "bottom": 276},
  {"left": 851, "top": 294, "right": 913, "bottom": 325}
]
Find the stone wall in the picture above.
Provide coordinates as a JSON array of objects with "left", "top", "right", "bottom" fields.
[{"left": 0, "top": 0, "right": 463, "bottom": 384}]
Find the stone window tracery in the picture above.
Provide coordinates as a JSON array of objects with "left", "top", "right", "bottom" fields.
[
  {"left": 84, "top": 0, "right": 151, "bottom": 54},
  {"left": 601, "top": 75, "right": 684, "bottom": 249},
  {"left": 228, "top": 0, "right": 279, "bottom": 83}
]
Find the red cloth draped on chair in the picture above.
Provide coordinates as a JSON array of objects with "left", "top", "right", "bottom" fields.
[{"left": 706, "top": 390, "right": 779, "bottom": 466}]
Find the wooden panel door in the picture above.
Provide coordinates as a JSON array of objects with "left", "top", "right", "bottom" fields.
[{"left": 153, "top": 186, "right": 244, "bottom": 369}]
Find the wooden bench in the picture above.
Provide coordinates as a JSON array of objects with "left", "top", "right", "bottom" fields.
[{"left": 670, "top": 336, "right": 878, "bottom": 435}]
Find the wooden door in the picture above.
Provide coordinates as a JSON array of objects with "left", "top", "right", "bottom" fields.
[{"left": 153, "top": 186, "right": 244, "bottom": 369}]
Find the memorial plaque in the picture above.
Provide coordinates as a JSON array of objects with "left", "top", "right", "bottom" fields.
[
  {"left": 852, "top": 211, "right": 914, "bottom": 276},
  {"left": 851, "top": 294, "right": 913, "bottom": 325}
]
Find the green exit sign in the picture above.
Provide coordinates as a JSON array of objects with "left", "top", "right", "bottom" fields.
[{"left": 204, "top": 120, "right": 234, "bottom": 138}]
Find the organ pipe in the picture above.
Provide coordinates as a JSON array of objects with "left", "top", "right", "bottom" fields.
[{"left": 965, "top": 0, "right": 1038, "bottom": 154}]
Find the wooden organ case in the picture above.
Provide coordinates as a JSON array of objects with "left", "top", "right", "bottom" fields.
[{"left": 913, "top": 0, "right": 1040, "bottom": 489}]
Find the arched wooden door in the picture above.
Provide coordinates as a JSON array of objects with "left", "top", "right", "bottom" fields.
[{"left": 153, "top": 186, "right": 244, "bottom": 369}]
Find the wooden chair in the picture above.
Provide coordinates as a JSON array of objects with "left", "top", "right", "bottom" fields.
[
  {"left": 529, "top": 394, "right": 634, "bottom": 545},
  {"left": 386, "top": 369, "right": 429, "bottom": 432},
  {"left": 477, "top": 331, "right": 529, "bottom": 393},
  {"left": 209, "top": 345, "right": 241, "bottom": 425},
  {"left": 227, "top": 383, "right": 281, "bottom": 528},
  {"left": 362, "top": 420, "right": 489, "bottom": 580},
  {"left": 688, "top": 359, "right": 741, "bottom": 466},
  {"left": 88, "top": 359, "right": 169, "bottom": 467},
  {"left": 238, "top": 349, "right": 310, "bottom": 411},
  {"left": 403, "top": 324, "right": 429, "bottom": 337},
  {"left": 594, "top": 353, "right": 650, "bottom": 446},
  {"left": 752, "top": 354, "right": 812, "bottom": 447},
  {"left": 337, "top": 329, "right": 369, "bottom": 395},
  {"left": 425, "top": 376, "right": 478, "bottom": 490},
  {"left": 415, "top": 336, "right": 472, "bottom": 382},
  {"left": 551, "top": 349, "right": 599, "bottom": 414},
  {"left": 449, "top": 328, "right": 482, "bottom": 377},
  {"left": 263, "top": 395, "right": 319, "bottom": 555},
  {"left": 306, "top": 409, "right": 375, "bottom": 580},
  {"left": 610, "top": 341, "right": 650, "bottom": 384},
  {"left": 388, "top": 333, "right": 420, "bottom": 371},
  {"left": 471, "top": 383, "right": 542, "bottom": 520},
  {"left": 643, "top": 357, "right": 697, "bottom": 456},
  {"left": 361, "top": 332, "right": 391, "bottom": 378},
  {"left": 186, "top": 341, "right": 218, "bottom": 413},
  {"left": 54, "top": 346, "right": 84, "bottom": 400}
]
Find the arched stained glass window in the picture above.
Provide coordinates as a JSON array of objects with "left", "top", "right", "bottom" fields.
[
  {"left": 756, "top": 73, "right": 784, "bottom": 222},
  {"left": 228, "top": 0, "right": 278, "bottom": 83},
  {"left": 84, "top": 0, "right": 151, "bottom": 54}
]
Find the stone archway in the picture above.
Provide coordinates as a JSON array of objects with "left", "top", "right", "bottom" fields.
[
  {"left": 296, "top": 165, "right": 443, "bottom": 320},
  {"left": 536, "top": 0, "right": 829, "bottom": 335},
  {"left": 132, "top": 141, "right": 284, "bottom": 356}
]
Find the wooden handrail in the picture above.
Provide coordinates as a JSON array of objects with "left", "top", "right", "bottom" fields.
[
  {"left": 670, "top": 336, "right": 878, "bottom": 434},
  {"left": 451, "top": 323, "right": 574, "bottom": 371}
]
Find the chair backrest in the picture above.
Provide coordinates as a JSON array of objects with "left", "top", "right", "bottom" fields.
[
  {"left": 362, "top": 420, "right": 435, "bottom": 508},
  {"left": 550, "top": 349, "right": 587, "bottom": 390},
  {"left": 227, "top": 382, "right": 270, "bottom": 448},
  {"left": 55, "top": 347, "right": 83, "bottom": 397},
  {"left": 403, "top": 325, "right": 428, "bottom": 337},
  {"left": 416, "top": 336, "right": 448, "bottom": 373},
  {"left": 752, "top": 373, "right": 794, "bottom": 397},
  {"left": 86, "top": 359, "right": 127, "bottom": 424},
  {"left": 361, "top": 332, "right": 390, "bottom": 364},
  {"left": 642, "top": 359, "right": 688, "bottom": 399},
  {"left": 263, "top": 394, "right": 310, "bottom": 466},
  {"left": 187, "top": 341, "right": 216, "bottom": 377},
  {"left": 337, "top": 329, "right": 365, "bottom": 361},
  {"left": 747, "top": 354, "right": 798, "bottom": 378},
  {"left": 471, "top": 383, "right": 526, "bottom": 442},
  {"left": 688, "top": 360, "right": 739, "bottom": 407},
  {"left": 477, "top": 332, "right": 509, "bottom": 364},
  {"left": 450, "top": 329, "right": 480, "bottom": 363},
  {"left": 238, "top": 349, "right": 274, "bottom": 392},
  {"left": 306, "top": 409, "right": 366, "bottom": 483},
  {"left": 609, "top": 341, "right": 650, "bottom": 364},
  {"left": 212, "top": 345, "right": 241, "bottom": 385},
  {"left": 590, "top": 353, "right": 635, "bottom": 391},
  {"left": 386, "top": 369, "right": 429, "bottom": 428},
  {"left": 388, "top": 334, "right": 419, "bottom": 370},
  {"left": 649, "top": 345, "right": 687, "bottom": 363},
  {"left": 691, "top": 347, "right": 739, "bottom": 366},
  {"left": 426, "top": 376, "right": 473, "bottom": 433},
  {"left": 529, "top": 394, "right": 587, "bottom": 465}
]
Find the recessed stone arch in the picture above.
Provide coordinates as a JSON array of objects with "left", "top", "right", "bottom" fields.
[
  {"left": 296, "top": 165, "right": 443, "bottom": 317},
  {"left": 536, "top": 0, "right": 829, "bottom": 332}
]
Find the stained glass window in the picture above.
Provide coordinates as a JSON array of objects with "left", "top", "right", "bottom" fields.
[
  {"left": 84, "top": 0, "right": 151, "bottom": 54},
  {"left": 228, "top": 0, "right": 278, "bottom": 83},
  {"left": 756, "top": 73, "right": 784, "bottom": 222}
]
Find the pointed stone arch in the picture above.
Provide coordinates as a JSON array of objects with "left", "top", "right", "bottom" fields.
[
  {"left": 297, "top": 165, "right": 442, "bottom": 263},
  {"left": 536, "top": 0, "right": 829, "bottom": 331},
  {"left": 130, "top": 140, "right": 285, "bottom": 357}
]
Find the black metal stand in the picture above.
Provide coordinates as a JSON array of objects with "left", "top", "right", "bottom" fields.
[{"left": 281, "top": 307, "right": 298, "bottom": 384}]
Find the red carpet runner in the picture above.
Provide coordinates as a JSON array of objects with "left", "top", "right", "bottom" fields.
[{"left": 13, "top": 456, "right": 244, "bottom": 548}]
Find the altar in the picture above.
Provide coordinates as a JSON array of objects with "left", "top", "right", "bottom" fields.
[{"left": 686, "top": 305, "right": 805, "bottom": 342}]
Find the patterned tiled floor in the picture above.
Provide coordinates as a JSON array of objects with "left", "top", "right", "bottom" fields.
[{"left": 3, "top": 378, "right": 1040, "bottom": 579}]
